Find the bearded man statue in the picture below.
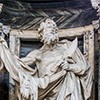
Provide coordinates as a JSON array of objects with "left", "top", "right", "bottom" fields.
[{"left": 0, "top": 19, "right": 92, "bottom": 100}]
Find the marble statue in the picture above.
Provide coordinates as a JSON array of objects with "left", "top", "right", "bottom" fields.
[{"left": 0, "top": 19, "right": 92, "bottom": 100}]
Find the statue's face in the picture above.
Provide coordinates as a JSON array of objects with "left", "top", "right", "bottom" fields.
[
  {"left": 40, "top": 18, "right": 59, "bottom": 45},
  {"left": 45, "top": 18, "right": 57, "bottom": 29}
]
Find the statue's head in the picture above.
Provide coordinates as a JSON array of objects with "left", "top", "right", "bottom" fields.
[{"left": 38, "top": 18, "right": 59, "bottom": 46}]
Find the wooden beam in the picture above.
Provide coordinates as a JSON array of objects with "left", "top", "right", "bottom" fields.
[{"left": 10, "top": 25, "right": 94, "bottom": 38}]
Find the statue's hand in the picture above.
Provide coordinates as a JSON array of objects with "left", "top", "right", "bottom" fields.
[{"left": 61, "top": 59, "right": 69, "bottom": 70}]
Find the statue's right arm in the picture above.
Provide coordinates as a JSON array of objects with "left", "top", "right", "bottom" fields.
[{"left": 21, "top": 50, "right": 38, "bottom": 65}]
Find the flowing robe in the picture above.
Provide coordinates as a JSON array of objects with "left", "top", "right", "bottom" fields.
[{"left": 0, "top": 37, "right": 92, "bottom": 100}]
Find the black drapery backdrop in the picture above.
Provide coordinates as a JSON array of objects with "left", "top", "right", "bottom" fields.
[{"left": 0, "top": 0, "right": 98, "bottom": 29}]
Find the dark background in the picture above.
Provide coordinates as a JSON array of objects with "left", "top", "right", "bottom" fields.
[{"left": 0, "top": 0, "right": 98, "bottom": 29}]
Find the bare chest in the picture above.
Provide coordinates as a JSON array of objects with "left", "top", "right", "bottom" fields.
[{"left": 36, "top": 45, "right": 66, "bottom": 77}]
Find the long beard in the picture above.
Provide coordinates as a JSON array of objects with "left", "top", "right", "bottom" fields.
[{"left": 40, "top": 33, "right": 59, "bottom": 45}]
